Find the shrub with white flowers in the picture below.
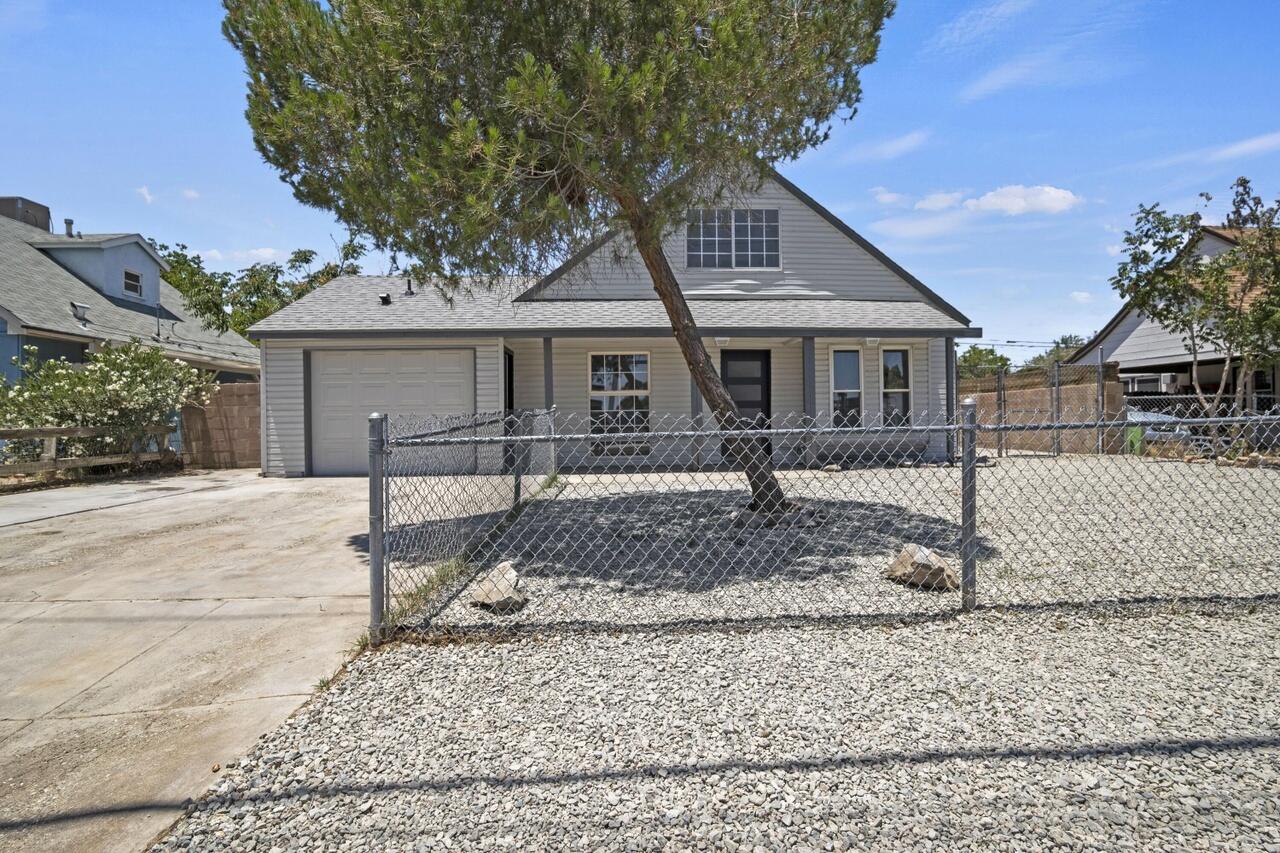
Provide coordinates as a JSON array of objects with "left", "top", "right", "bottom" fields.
[{"left": 1, "top": 341, "right": 211, "bottom": 461}]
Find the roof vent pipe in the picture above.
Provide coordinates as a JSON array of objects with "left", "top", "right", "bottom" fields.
[{"left": 64, "top": 218, "right": 74, "bottom": 237}]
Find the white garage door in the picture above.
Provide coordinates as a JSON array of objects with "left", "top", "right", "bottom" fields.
[{"left": 310, "top": 348, "right": 475, "bottom": 475}]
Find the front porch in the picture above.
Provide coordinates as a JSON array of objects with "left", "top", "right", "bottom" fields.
[{"left": 498, "top": 333, "right": 957, "bottom": 468}]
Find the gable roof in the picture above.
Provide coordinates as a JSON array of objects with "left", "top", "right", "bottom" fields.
[
  {"left": 250, "top": 275, "right": 981, "bottom": 338},
  {"left": 28, "top": 231, "right": 172, "bottom": 270},
  {"left": 513, "top": 168, "right": 972, "bottom": 326},
  {"left": 1066, "top": 225, "right": 1258, "bottom": 365},
  {"left": 0, "top": 215, "right": 259, "bottom": 369}
]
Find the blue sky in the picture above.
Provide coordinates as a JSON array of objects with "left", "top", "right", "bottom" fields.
[{"left": 3, "top": 0, "right": 1278, "bottom": 358}]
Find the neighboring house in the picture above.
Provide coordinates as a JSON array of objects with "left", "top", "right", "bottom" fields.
[
  {"left": 250, "top": 171, "right": 981, "bottom": 476},
  {"left": 0, "top": 196, "right": 260, "bottom": 384},
  {"left": 1067, "top": 226, "right": 1278, "bottom": 399}
]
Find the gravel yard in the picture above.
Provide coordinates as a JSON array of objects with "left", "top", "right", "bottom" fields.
[
  {"left": 391, "top": 455, "right": 1280, "bottom": 635},
  {"left": 153, "top": 604, "right": 1280, "bottom": 851}
]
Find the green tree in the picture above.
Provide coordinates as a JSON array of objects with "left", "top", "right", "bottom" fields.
[
  {"left": 957, "top": 345, "right": 1011, "bottom": 380},
  {"left": 155, "top": 239, "right": 365, "bottom": 339},
  {"left": 222, "top": 0, "right": 894, "bottom": 512},
  {"left": 1019, "top": 335, "right": 1086, "bottom": 373},
  {"left": 1111, "top": 177, "right": 1280, "bottom": 416}
]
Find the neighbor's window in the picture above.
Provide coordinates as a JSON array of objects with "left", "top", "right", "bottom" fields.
[
  {"left": 123, "top": 269, "right": 143, "bottom": 297},
  {"left": 831, "top": 350, "right": 862, "bottom": 428},
  {"left": 882, "top": 349, "right": 911, "bottom": 427},
  {"left": 589, "top": 353, "right": 650, "bottom": 454},
  {"left": 686, "top": 208, "right": 780, "bottom": 269}
]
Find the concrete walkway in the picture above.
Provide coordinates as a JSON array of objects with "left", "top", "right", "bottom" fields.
[{"left": 0, "top": 471, "right": 369, "bottom": 853}]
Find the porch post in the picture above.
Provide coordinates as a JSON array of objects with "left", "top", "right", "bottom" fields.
[
  {"left": 542, "top": 337, "right": 554, "bottom": 409},
  {"left": 802, "top": 336, "right": 816, "bottom": 468}
]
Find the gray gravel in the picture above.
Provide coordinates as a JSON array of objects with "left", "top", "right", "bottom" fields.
[
  {"left": 392, "top": 456, "right": 1280, "bottom": 635},
  {"left": 154, "top": 605, "right": 1280, "bottom": 851}
]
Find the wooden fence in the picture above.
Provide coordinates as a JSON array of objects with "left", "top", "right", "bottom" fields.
[{"left": 0, "top": 425, "right": 173, "bottom": 476}]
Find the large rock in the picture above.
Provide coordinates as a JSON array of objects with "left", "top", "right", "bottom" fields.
[
  {"left": 885, "top": 544, "right": 959, "bottom": 592},
  {"left": 470, "top": 560, "right": 527, "bottom": 614}
]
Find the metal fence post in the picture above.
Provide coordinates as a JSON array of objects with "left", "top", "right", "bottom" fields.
[
  {"left": 1095, "top": 349, "right": 1106, "bottom": 455},
  {"left": 960, "top": 398, "right": 978, "bottom": 612},
  {"left": 368, "top": 413, "right": 387, "bottom": 645},
  {"left": 1051, "top": 361, "right": 1062, "bottom": 456},
  {"left": 996, "top": 367, "right": 1006, "bottom": 458}
]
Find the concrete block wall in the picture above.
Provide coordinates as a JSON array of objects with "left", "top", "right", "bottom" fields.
[{"left": 181, "top": 382, "right": 262, "bottom": 469}]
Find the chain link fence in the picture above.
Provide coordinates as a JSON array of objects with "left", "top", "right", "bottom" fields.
[{"left": 364, "top": 402, "right": 1280, "bottom": 641}]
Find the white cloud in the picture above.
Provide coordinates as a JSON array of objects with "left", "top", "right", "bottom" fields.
[
  {"left": 959, "top": 46, "right": 1068, "bottom": 102},
  {"left": 182, "top": 188, "right": 200, "bottom": 200},
  {"left": 135, "top": 185, "right": 155, "bottom": 205},
  {"left": 963, "top": 184, "right": 1083, "bottom": 215},
  {"left": 845, "top": 129, "right": 930, "bottom": 163},
  {"left": 1206, "top": 130, "right": 1280, "bottom": 161},
  {"left": 1105, "top": 244, "right": 1123, "bottom": 257},
  {"left": 915, "top": 191, "right": 964, "bottom": 211},
  {"left": 1069, "top": 291, "right": 1094, "bottom": 304},
  {"left": 869, "top": 186, "right": 909, "bottom": 206},
  {"left": 928, "top": 0, "right": 1036, "bottom": 53},
  {"left": 198, "top": 247, "right": 284, "bottom": 265},
  {"left": 871, "top": 210, "right": 973, "bottom": 240}
]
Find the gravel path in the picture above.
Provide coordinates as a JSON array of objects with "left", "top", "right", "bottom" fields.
[{"left": 154, "top": 605, "right": 1280, "bottom": 851}]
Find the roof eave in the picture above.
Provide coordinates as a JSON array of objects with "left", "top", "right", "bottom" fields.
[{"left": 251, "top": 325, "right": 982, "bottom": 340}]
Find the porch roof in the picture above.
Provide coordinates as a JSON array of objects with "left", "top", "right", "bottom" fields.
[{"left": 250, "top": 275, "right": 982, "bottom": 339}]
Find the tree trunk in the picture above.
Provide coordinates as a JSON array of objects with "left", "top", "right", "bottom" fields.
[{"left": 620, "top": 204, "right": 790, "bottom": 513}]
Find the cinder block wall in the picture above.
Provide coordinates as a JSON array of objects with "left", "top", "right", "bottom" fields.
[{"left": 181, "top": 382, "right": 262, "bottom": 469}]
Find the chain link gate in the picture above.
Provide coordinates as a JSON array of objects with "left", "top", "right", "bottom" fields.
[{"left": 366, "top": 402, "right": 1280, "bottom": 643}]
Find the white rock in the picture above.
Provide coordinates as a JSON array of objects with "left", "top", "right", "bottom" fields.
[{"left": 470, "top": 560, "right": 527, "bottom": 614}]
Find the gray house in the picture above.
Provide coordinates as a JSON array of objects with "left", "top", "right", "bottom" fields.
[
  {"left": 250, "top": 173, "right": 981, "bottom": 476},
  {"left": 0, "top": 197, "right": 260, "bottom": 383},
  {"left": 1067, "top": 226, "right": 1277, "bottom": 400}
]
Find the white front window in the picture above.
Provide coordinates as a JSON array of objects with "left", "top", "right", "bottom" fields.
[
  {"left": 830, "top": 349, "right": 862, "bottom": 427},
  {"left": 589, "top": 353, "right": 650, "bottom": 453},
  {"left": 882, "top": 348, "right": 911, "bottom": 427},
  {"left": 686, "top": 208, "right": 780, "bottom": 269},
  {"left": 123, "top": 269, "right": 143, "bottom": 297}
]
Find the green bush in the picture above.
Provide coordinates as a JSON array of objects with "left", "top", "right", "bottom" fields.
[{"left": 1, "top": 341, "right": 211, "bottom": 462}]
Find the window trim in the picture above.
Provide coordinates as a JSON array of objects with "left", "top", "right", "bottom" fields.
[
  {"left": 828, "top": 347, "right": 863, "bottom": 428},
  {"left": 587, "top": 350, "right": 652, "bottom": 455},
  {"left": 122, "top": 267, "right": 144, "bottom": 298},
  {"left": 880, "top": 347, "right": 913, "bottom": 427},
  {"left": 685, "top": 207, "right": 782, "bottom": 271}
]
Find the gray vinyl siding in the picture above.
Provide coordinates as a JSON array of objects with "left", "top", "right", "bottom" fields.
[
  {"left": 259, "top": 336, "right": 502, "bottom": 476},
  {"left": 539, "top": 179, "right": 925, "bottom": 302},
  {"left": 502, "top": 334, "right": 947, "bottom": 465},
  {"left": 1094, "top": 308, "right": 1217, "bottom": 369}
]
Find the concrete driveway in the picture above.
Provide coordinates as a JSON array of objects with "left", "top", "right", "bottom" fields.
[{"left": 0, "top": 471, "right": 369, "bottom": 853}]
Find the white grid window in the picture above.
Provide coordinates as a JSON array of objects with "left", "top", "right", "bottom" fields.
[
  {"left": 123, "top": 269, "right": 143, "bottom": 297},
  {"left": 686, "top": 208, "right": 779, "bottom": 269},
  {"left": 589, "top": 353, "right": 651, "bottom": 453},
  {"left": 831, "top": 350, "right": 862, "bottom": 428}
]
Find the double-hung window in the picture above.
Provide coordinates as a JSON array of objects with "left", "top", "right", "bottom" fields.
[
  {"left": 123, "top": 269, "right": 143, "bottom": 297},
  {"left": 589, "top": 353, "right": 650, "bottom": 454},
  {"left": 831, "top": 350, "right": 862, "bottom": 428},
  {"left": 686, "top": 208, "right": 779, "bottom": 268},
  {"left": 882, "top": 349, "right": 911, "bottom": 427}
]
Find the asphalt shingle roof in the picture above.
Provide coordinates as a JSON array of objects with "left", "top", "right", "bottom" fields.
[
  {"left": 250, "top": 275, "right": 980, "bottom": 338},
  {"left": 0, "top": 215, "right": 260, "bottom": 368}
]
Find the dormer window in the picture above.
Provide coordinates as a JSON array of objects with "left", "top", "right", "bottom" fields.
[
  {"left": 686, "top": 208, "right": 780, "bottom": 269},
  {"left": 123, "top": 269, "right": 143, "bottom": 297}
]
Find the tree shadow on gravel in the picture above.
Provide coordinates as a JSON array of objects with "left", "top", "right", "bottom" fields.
[{"left": 477, "top": 489, "right": 996, "bottom": 594}]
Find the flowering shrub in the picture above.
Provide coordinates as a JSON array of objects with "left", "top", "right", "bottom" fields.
[{"left": 1, "top": 341, "right": 211, "bottom": 461}]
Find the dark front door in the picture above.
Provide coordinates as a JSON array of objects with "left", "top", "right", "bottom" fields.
[{"left": 720, "top": 349, "right": 772, "bottom": 457}]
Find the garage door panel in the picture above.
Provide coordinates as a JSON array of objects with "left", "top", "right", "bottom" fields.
[{"left": 310, "top": 349, "right": 476, "bottom": 476}]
